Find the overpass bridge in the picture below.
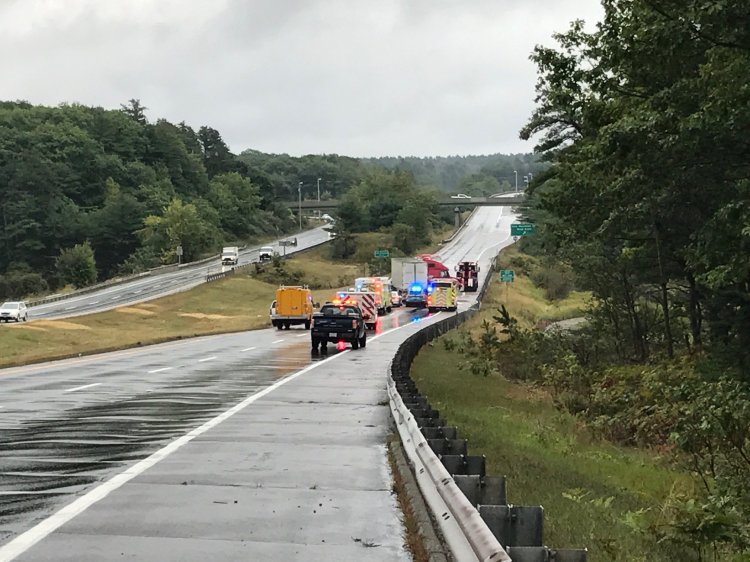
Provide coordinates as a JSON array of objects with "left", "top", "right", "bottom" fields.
[{"left": 285, "top": 194, "right": 526, "bottom": 212}]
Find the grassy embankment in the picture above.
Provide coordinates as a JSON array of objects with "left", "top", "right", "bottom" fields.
[
  {"left": 410, "top": 245, "right": 696, "bottom": 561},
  {"left": 0, "top": 224, "right": 455, "bottom": 369}
]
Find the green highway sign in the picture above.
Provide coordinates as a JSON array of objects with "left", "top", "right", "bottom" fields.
[
  {"left": 511, "top": 223, "right": 535, "bottom": 236},
  {"left": 374, "top": 249, "right": 390, "bottom": 258},
  {"left": 499, "top": 269, "right": 515, "bottom": 283}
]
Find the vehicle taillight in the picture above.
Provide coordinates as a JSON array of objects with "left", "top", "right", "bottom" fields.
[{"left": 352, "top": 320, "right": 358, "bottom": 329}]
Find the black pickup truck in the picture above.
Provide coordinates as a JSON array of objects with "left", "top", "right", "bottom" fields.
[{"left": 310, "top": 303, "right": 367, "bottom": 352}]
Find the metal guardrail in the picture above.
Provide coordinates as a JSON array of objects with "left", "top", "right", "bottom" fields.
[
  {"left": 27, "top": 272, "right": 152, "bottom": 308},
  {"left": 389, "top": 262, "right": 588, "bottom": 561}
]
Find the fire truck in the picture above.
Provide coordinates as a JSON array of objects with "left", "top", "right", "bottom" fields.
[
  {"left": 427, "top": 278, "right": 459, "bottom": 312},
  {"left": 455, "top": 261, "right": 480, "bottom": 292}
]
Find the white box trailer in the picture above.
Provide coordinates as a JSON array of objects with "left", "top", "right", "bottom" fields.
[{"left": 390, "top": 258, "right": 428, "bottom": 292}]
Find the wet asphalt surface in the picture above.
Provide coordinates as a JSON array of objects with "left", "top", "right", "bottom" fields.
[
  {"left": 27, "top": 227, "right": 330, "bottom": 321},
  {"left": 0, "top": 206, "right": 516, "bottom": 561}
]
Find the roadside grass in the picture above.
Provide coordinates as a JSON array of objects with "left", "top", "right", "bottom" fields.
[
  {"left": 0, "top": 220, "right": 462, "bottom": 369},
  {"left": 409, "top": 245, "right": 697, "bottom": 561},
  {"left": 411, "top": 347, "right": 696, "bottom": 560}
]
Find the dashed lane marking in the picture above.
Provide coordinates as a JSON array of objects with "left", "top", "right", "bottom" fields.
[
  {"left": 64, "top": 383, "right": 101, "bottom": 393},
  {"left": 198, "top": 356, "right": 216, "bottom": 363},
  {"left": 147, "top": 367, "right": 173, "bottom": 374}
]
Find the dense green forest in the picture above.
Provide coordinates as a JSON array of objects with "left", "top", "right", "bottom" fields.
[
  {"left": 362, "top": 153, "right": 547, "bottom": 194},
  {"left": 462, "top": 1, "right": 750, "bottom": 557},
  {"left": 0, "top": 99, "right": 536, "bottom": 298}
]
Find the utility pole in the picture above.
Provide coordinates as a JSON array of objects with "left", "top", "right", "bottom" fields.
[
  {"left": 298, "top": 182, "right": 303, "bottom": 231},
  {"left": 317, "top": 177, "right": 321, "bottom": 202},
  {"left": 514, "top": 170, "right": 518, "bottom": 192}
]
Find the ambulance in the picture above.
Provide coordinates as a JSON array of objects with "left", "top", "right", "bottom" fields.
[
  {"left": 354, "top": 277, "right": 390, "bottom": 315},
  {"left": 334, "top": 290, "right": 378, "bottom": 329}
]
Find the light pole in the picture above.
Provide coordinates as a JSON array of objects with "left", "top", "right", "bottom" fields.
[
  {"left": 316, "top": 177, "right": 321, "bottom": 202},
  {"left": 523, "top": 175, "right": 529, "bottom": 190},
  {"left": 513, "top": 170, "right": 518, "bottom": 192},
  {"left": 298, "top": 181, "right": 303, "bottom": 231}
]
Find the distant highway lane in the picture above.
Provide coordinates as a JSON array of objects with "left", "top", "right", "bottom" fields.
[{"left": 28, "top": 226, "right": 330, "bottom": 321}]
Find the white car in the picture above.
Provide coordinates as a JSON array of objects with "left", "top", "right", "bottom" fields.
[
  {"left": 321, "top": 214, "right": 335, "bottom": 222},
  {"left": 450, "top": 193, "right": 472, "bottom": 199},
  {"left": 0, "top": 301, "right": 28, "bottom": 322}
]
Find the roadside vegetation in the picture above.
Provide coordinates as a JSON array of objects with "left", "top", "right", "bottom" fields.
[{"left": 412, "top": 247, "right": 702, "bottom": 560}]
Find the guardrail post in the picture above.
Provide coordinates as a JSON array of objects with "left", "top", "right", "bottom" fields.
[{"left": 479, "top": 505, "right": 544, "bottom": 548}]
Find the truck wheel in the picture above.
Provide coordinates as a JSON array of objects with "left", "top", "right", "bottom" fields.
[
  {"left": 311, "top": 338, "right": 319, "bottom": 353},
  {"left": 304, "top": 320, "right": 310, "bottom": 330},
  {"left": 360, "top": 334, "right": 367, "bottom": 348},
  {"left": 284, "top": 322, "right": 291, "bottom": 330},
  {"left": 351, "top": 338, "right": 359, "bottom": 350}
]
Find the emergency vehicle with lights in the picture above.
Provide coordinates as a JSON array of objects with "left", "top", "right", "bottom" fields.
[
  {"left": 310, "top": 300, "right": 367, "bottom": 352},
  {"left": 455, "top": 261, "right": 480, "bottom": 292},
  {"left": 335, "top": 290, "right": 378, "bottom": 329},
  {"left": 427, "top": 278, "right": 459, "bottom": 312},
  {"left": 354, "top": 277, "right": 391, "bottom": 315}
]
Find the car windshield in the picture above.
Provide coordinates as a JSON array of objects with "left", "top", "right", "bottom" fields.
[
  {"left": 261, "top": 247, "right": 273, "bottom": 252},
  {"left": 1, "top": 302, "right": 19, "bottom": 309}
]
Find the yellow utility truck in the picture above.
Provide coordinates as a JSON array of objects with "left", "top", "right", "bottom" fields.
[{"left": 270, "top": 286, "right": 315, "bottom": 330}]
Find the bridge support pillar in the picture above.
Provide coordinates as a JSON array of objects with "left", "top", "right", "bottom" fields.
[{"left": 454, "top": 206, "right": 461, "bottom": 229}]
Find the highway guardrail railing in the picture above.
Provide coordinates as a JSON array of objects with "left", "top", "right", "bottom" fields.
[{"left": 389, "top": 259, "right": 588, "bottom": 561}]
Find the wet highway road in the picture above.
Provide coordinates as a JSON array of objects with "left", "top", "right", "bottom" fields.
[
  {"left": 0, "top": 205, "right": 517, "bottom": 561},
  {"left": 28, "top": 226, "right": 330, "bottom": 321}
]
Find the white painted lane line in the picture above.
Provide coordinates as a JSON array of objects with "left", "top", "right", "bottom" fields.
[
  {"left": 296, "top": 333, "right": 308, "bottom": 338},
  {"left": 110, "top": 296, "right": 119, "bottom": 300},
  {"left": 147, "top": 367, "right": 173, "bottom": 374},
  {"left": 272, "top": 339, "right": 284, "bottom": 344},
  {"left": 64, "top": 306, "right": 76, "bottom": 311},
  {"left": 64, "top": 383, "right": 101, "bottom": 393},
  {"left": 198, "top": 356, "right": 216, "bottom": 363},
  {"left": 241, "top": 347, "right": 256, "bottom": 352},
  {"left": 89, "top": 301, "right": 99, "bottom": 305},
  {"left": 0, "top": 340, "right": 349, "bottom": 561}
]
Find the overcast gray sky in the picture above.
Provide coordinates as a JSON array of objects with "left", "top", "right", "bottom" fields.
[{"left": 0, "top": 0, "right": 602, "bottom": 157}]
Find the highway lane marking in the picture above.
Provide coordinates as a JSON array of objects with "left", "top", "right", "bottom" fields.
[
  {"left": 241, "top": 347, "right": 256, "bottom": 352},
  {"left": 89, "top": 301, "right": 99, "bottom": 305},
  {"left": 64, "top": 306, "right": 76, "bottom": 311},
  {"left": 296, "top": 333, "right": 309, "bottom": 338},
  {"left": 64, "top": 383, "right": 101, "bottom": 393},
  {"left": 272, "top": 339, "right": 284, "bottom": 344},
  {"left": 147, "top": 367, "right": 173, "bottom": 374},
  {"left": 198, "top": 356, "right": 216, "bottom": 362},
  {"left": 0, "top": 308, "right": 423, "bottom": 561},
  {"left": 110, "top": 296, "right": 119, "bottom": 300}
]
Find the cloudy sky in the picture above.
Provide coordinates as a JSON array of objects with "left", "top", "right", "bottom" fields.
[{"left": 0, "top": 0, "right": 602, "bottom": 157}]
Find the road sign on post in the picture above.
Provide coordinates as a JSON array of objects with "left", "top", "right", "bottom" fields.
[
  {"left": 499, "top": 270, "right": 515, "bottom": 283},
  {"left": 374, "top": 249, "right": 390, "bottom": 258},
  {"left": 510, "top": 223, "right": 535, "bottom": 236},
  {"left": 176, "top": 245, "right": 183, "bottom": 265}
]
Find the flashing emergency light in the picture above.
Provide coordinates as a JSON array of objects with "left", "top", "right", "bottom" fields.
[
  {"left": 426, "top": 283, "right": 434, "bottom": 294},
  {"left": 409, "top": 283, "right": 422, "bottom": 293}
]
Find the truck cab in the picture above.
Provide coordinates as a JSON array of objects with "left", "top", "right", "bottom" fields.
[
  {"left": 221, "top": 246, "right": 239, "bottom": 266},
  {"left": 417, "top": 254, "right": 450, "bottom": 280},
  {"left": 427, "top": 279, "right": 459, "bottom": 312},
  {"left": 455, "top": 261, "right": 480, "bottom": 292},
  {"left": 259, "top": 246, "right": 274, "bottom": 262}
]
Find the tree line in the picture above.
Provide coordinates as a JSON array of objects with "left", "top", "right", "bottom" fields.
[{"left": 509, "top": 0, "right": 750, "bottom": 555}]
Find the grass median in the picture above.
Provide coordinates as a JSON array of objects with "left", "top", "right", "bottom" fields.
[{"left": 409, "top": 246, "right": 696, "bottom": 561}]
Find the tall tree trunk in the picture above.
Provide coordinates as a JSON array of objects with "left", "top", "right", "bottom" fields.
[
  {"left": 622, "top": 270, "right": 646, "bottom": 361},
  {"left": 687, "top": 273, "right": 703, "bottom": 350},
  {"left": 653, "top": 221, "right": 674, "bottom": 358}
]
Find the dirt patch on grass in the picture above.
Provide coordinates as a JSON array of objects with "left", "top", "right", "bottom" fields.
[
  {"left": 116, "top": 307, "right": 156, "bottom": 316},
  {"left": 32, "top": 320, "right": 92, "bottom": 331},
  {"left": 7, "top": 324, "right": 48, "bottom": 332},
  {"left": 178, "top": 312, "right": 237, "bottom": 320},
  {"left": 135, "top": 303, "right": 159, "bottom": 310}
]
